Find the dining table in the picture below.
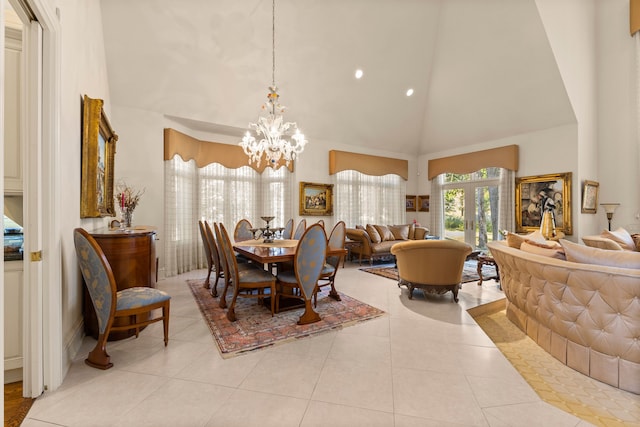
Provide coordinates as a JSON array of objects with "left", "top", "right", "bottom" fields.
[{"left": 233, "top": 238, "right": 347, "bottom": 306}]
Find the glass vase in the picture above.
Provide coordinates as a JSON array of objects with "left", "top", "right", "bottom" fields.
[{"left": 121, "top": 207, "right": 134, "bottom": 228}]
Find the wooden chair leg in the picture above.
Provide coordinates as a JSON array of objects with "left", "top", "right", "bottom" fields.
[
  {"left": 163, "top": 302, "right": 170, "bottom": 346},
  {"left": 298, "top": 300, "right": 321, "bottom": 325},
  {"left": 219, "top": 278, "right": 231, "bottom": 309},
  {"left": 85, "top": 333, "right": 113, "bottom": 370},
  {"left": 226, "top": 288, "right": 239, "bottom": 322},
  {"left": 203, "top": 267, "right": 211, "bottom": 289}
]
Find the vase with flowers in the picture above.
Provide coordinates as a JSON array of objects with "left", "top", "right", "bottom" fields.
[{"left": 114, "top": 181, "right": 144, "bottom": 228}]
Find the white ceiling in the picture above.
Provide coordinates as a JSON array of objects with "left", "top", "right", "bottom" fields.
[{"left": 100, "top": 0, "right": 576, "bottom": 156}]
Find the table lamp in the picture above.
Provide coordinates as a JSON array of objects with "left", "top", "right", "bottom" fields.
[{"left": 600, "top": 203, "right": 620, "bottom": 231}]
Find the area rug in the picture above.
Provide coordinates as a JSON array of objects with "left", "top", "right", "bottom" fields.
[
  {"left": 187, "top": 279, "right": 385, "bottom": 358},
  {"left": 359, "top": 260, "right": 496, "bottom": 284}
]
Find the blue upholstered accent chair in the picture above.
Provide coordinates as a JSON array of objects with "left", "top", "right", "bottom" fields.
[
  {"left": 316, "top": 221, "right": 346, "bottom": 306},
  {"left": 282, "top": 218, "right": 294, "bottom": 239},
  {"left": 73, "top": 228, "right": 171, "bottom": 370},
  {"left": 293, "top": 219, "right": 307, "bottom": 240},
  {"left": 216, "top": 223, "right": 277, "bottom": 322},
  {"left": 276, "top": 223, "right": 327, "bottom": 325}
]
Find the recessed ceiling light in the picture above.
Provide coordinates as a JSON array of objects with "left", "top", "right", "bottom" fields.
[
  {"left": 355, "top": 69, "right": 364, "bottom": 79},
  {"left": 406, "top": 88, "right": 414, "bottom": 97}
]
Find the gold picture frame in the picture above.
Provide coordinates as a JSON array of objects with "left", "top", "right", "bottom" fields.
[
  {"left": 406, "top": 195, "right": 417, "bottom": 212},
  {"left": 299, "top": 182, "right": 333, "bottom": 216},
  {"left": 581, "top": 180, "right": 599, "bottom": 214},
  {"left": 515, "top": 172, "right": 572, "bottom": 235},
  {"left": 80, "top": 95, "right": 118, "bottom": 218},
  {"left": 418, "top": 195, "right": 430, "bottom": 212}
]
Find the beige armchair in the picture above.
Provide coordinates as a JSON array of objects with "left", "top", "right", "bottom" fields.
[{"left": 391, "top": 239, "right": 472, "bottom": 302}]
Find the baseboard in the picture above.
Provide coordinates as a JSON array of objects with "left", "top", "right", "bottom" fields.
[{"left": 62, "top": 318, "right": 85, "bottom": 379}]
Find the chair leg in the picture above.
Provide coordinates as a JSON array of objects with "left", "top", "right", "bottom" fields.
[
  {"left": 226, "top": 288, "right": 240, "bottom": 322},
  {"left": 298, "top": 300, "right": 321, "bottom": 325},
  {"left": 219, "top": 278, "right": 231, "bottom": 309},
  {"left": 203, "top": 266, "right": 212, "bottom": 289},
  {"left": 85, "top": 333, "right": 113, "bottom": 370},
  {"left": 452, "top": 285, "right": 459, "bottom": 303},
  {"left": 210, "top": 269, "right": 220, "bottom": 298},
  {"left": 269, "top": 284, "right": 275, "bottom": 316},
  {"left": 163, "top": 302, "right": 170, "bottom": 346}
]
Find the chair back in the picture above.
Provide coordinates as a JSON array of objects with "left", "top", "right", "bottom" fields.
[
  {"left": 234, "top": 219, "right": 254, "bottom": 242},
  {"left": 204, "top": 221, "right": 221, "bottom": 273},
  {"left": 198, "top": 221, "right": 214, "bottom": 269},
  {"left": 73, "top": 228, "right": 117, "bottom": 335},
  {"left": 294, "top": 223, "right": 327, "bottom": 299},
  {"left": 217, "top": 223, "right": 240, "bottom": 286},
  {"left": 326, "top": 221, "right": 346, "bottom": 268},
  {"left": 282, "top": 218, "right": 294, "bottom": 239},
  {"left": 391, "top": 239, "right": 472, "bottom": 285},
  {"left": 293, "top": 219, "right": 307, "bottom": 240},
  {"left": 316, "top": 219, "right": 325, "bottom": 228}
]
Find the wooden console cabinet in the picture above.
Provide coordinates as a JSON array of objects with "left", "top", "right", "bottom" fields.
[{"left": 83, "top": 227, "right": 158, "bottom": 341}]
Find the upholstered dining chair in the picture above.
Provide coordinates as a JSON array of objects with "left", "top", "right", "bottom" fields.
[
  {"left": 234, "top": 218, "right": 255, "bottom": 242},
  {"left": 276, "top": 223, "right": 327, "bottom": 324},
  {"left": 391, "top": 239, "right": 472, "bottom": 302},
  {"left": 316, "top": 219, "right": 325, "bottom": 229},
  {"left": 216, "top": 222, "right": 277, "bottom": 321},
  {"left": 293, "top": 219, "right": 307, "bottom": 240},
  {"left": 73, "top": 228, "right": 171, "bottom": 369},
  {"left": 198, "top": 220, "right": 215, "bottom": 291},
  {"left": 203, "top": 221, "right": 223, "bottom": 297},
  {"left": 215, "top": 222, "right": 256, "bottom": 308},
  {"left": 282, "top": 218, "right": 294, "bottom": 239},
  {"left": 316, "top": 221, "right": 346, "bottom": 306}
]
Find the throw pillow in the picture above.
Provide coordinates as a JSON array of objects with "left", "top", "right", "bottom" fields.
[
  {"left": 559, "top": 239, "right": 640, "bottom": 269},
  {"left": 366, "top": 224, "right": 381, "bottom": 243},
  {"left": 506, "top": 232, "right": 526, "bottom": 249},
  {"left": 374, "top": 225, "right": 395, "bottom": 241},
  {"left": 389, "top": 224, "right": 410, "bottom": 240},
  {"left": 408, "top": 223, "right": 416, "bottom": 240},
  {"left": 633, "top": 234, "right": 640, "bottom": 251},
  {"left": 521, "top": 241, "right": 566, "bottom": 260},
  {"left": 601, "top": 227, "right": 636, "bottom": 251}
]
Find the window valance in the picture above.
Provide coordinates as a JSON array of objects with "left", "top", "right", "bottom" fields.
[
  {"left": 163, "top": 128, "right": 294, "bottom": 172},
  {"left": 328, "top": 150, "right": 408, "bottom": 181},
  {"left": 632, "top": 0, "right": 640, "bottom": 36},
  {"left": 427, "top": 145, "right": 519, "bottom": 180}
]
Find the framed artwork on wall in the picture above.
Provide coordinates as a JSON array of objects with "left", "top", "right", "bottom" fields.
[
  {"left": 299, "top": 182, "right": 333, "bottom": 216},
  {"left": 406, "top": 195, "right": 417, "bottom": 212},
  {"left": 515, "top": 172, "right": 572, "bottom": 235},
  {"left": 80, "top": 95, "right": 118, "bottom": 218},
  {"left": 581, "top": 180, "right": 599, "bottom": 214},
  {"left": 418, "top": 195, "right": 430, "bottom": 212}
]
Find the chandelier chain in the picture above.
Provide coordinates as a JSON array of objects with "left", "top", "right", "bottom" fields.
[{"left": 272, "top": 0, "right": 276, "bottom": 88}]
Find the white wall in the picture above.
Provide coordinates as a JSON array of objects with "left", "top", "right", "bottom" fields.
[{"left": 57, "top": 0, "right": 112, "bottom": 367}]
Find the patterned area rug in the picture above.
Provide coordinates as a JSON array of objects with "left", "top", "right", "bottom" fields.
[
  {"left": 359, "top": 260, "right": 496, "bottom": 284},
  {"left": 187, "top": 279, "right": 385, "bottom": 358}
]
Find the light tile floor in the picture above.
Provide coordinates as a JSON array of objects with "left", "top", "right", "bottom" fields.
[{"left": 23, "top": 263, "right": 598, "bottom": 427}]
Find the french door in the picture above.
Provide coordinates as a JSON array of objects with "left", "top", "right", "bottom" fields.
[{"left": 443, "top": 180, "right": 499, "bottom": 250}]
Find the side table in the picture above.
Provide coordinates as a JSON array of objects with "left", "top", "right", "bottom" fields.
[
  {"left": 343, "top": 239, "right": 361, "bottom": 268},
  {"left": 477, "top": 253, "right": 500, "bottom": 288}
]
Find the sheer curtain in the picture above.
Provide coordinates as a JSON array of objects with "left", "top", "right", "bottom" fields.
[
  {"left": 498, "top": 168, "right": 515, "bottom": 233},
  {"left": 335, "top": 170, "right": 405, "bottom": 227},
  {"left": 164, "top": 155, "right": 292, "bottom": 277},
  {"left": 429, "top": 174, "right": 444, "bottom": 238}
]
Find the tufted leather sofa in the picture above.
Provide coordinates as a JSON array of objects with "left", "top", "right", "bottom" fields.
[
  {"left": 488, "top": 240, "right": 640, "bottom": 394},
  {"left": 346, "top": 224, "right": 429, "bottom": 265}
]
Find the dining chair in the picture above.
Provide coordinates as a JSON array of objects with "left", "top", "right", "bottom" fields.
[
  {"left": 73, "top": 228, "right": 171, "bottom": 370},
  {"left": 215, "top": 222, "right": 252, "bottom": 308},
  {"left": 293, "top": 219, "right": 307, "bottom": 239},
  {"left": 282, "top": 218, "right": 294, "bottom": 239},
  {"left": 234, "top": 219, "right": 255, "bottom": 242},
  {"left": 276, "top": 223, "right": 327, "bottom": 324},
  {"left": 203, "top": 221, "right": 224, "bottom": 297},
  {"left": 316, "top": 219, "right": 325, "bottom": 229},
  {"left": 216, "top": 222, "right": 277, "bottom": 322},
  {"left": 198, "top": 221, "right": 216, "bottom": 291},
  {"left": 316, "top": 220, "right": 345, "bottom": 306}
]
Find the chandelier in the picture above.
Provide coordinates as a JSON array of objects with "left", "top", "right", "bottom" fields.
[{"left": 239, "top": 0, "right": 307, "bottom": 168}]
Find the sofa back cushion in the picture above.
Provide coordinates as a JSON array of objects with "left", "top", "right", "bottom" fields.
[
  {"left": 521, "top": 240, "right": 565, "bottom": 260},
  {"left": 601, "top": 227, "right": 637, "bottom": 251},
  {"left": 374, "top": 225, "right": 395, "bottom": 241},
  {"left": 389, "top": 225, "right": 409, "bottom": 240},
  {"left": 366, "top": 224, "right": 381, "bottom": 243},
  {"left": 559, "top": 239, "right": 640, "bottom": 269}
]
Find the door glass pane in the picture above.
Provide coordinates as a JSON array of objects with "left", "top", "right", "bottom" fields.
[
  {"left": 475, "top": 185, "right": 499, "bottom": 250},
  {"left": 444, "top": 187, "right": 465, "bottom": 242}
]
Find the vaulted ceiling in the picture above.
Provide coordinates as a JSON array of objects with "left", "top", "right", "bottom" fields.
[{"left": 100, "top": 0, "right": 576, "bottom": 156}]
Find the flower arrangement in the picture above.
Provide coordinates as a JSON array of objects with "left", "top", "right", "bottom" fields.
[{"left": 114, "top": 181, "right": 145, "bottom": 227}]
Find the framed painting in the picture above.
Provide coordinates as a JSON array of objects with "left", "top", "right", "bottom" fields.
[
  {"left": 581, "top": 180, "right": 599, "bottom": 214},
  {"left": 418, "top": 195, "right": 430, "bottom": 212},
  {"left": 80, "top": 95, "right": 118, "bottom": 218},
  {"left": 299, "top": 182, "right": 333, "bottom": 216},
  {"left": 406, "top": 195, "right": 417, "bottom": 212},
  {"left": 515, "top": 172, "right": 572, "bottom": 235}
]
